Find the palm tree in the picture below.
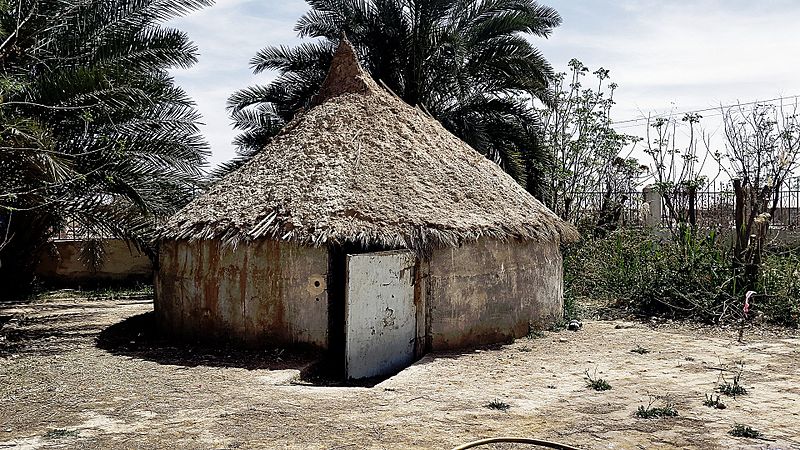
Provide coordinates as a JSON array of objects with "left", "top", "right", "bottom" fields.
[
  {"left": 0, "top": 0, "right": 212, "bottom": 297},
  {"left": 224, "top": 0, "right": 561, "bottom": 193}
]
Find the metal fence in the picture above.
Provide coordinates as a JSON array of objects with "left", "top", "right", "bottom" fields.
[
  {"left": 52, "top": 217, "right": 110, "bottom": 240},
  {"left": 571, "top": 178, "right": 800, "bottom": 230},
  {"left": 567, "top": 190, "right": 648, "bottom": 227},
  {"left": 670, "top": 180, "right": 800, "bottom": 230}
]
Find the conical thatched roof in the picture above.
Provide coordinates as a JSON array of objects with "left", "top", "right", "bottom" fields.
[{"left": 160, "top": 38, "right": 578, "bottom": 251}]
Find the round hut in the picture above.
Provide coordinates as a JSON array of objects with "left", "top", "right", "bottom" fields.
[{"left": 156, "top": 39, "right": 578, "bottom": 378}]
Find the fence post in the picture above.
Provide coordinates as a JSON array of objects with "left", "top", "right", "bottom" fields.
[{"left": 642, "top": 185, "right": 662, "bottom": 227}]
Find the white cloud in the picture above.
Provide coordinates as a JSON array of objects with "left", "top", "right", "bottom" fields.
[
  {"left": 537, "top": 0, "right": 800, "bottom": 179},
  {"left": 539, "top": 0, "right": 800, "bottom": 118},
  {"left": 165, "top": 0, "right": 800, "bottom": 174},
  {"left": 167, "top": 0, "right": 308, "bottom": 167}
]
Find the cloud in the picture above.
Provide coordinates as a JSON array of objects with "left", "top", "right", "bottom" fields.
[
  {"left": 539, "top": 0, "right": 800, "bottom": 118},
  {"left": 164, "top": 0, "right": 800, "bottom": 172},
  {"left": 534, "top": 0, "right": 800, "bottom": 179},
  {"left": 167, "top": 0, "right": 308, "bottom": 167}
]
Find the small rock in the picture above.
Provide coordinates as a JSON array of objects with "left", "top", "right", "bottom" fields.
[{"left": 558, "top": 337, "right": 567, "bottom": 343}]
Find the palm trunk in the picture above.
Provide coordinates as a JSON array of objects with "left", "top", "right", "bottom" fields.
[{"left": 0, "top": 211, "right": 55, "bottom": 300}]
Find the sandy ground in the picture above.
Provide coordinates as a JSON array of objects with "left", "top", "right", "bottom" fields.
[{"left": 1, "top": 293, "right": 799, "bottom": 450}]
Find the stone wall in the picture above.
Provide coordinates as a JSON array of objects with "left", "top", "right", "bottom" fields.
[{"left": 155, "top": 237, "right": 565, "bottom": 354}]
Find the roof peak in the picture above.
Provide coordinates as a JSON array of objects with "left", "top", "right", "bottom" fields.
[{"left": 312, "top": 36, "right": 380, "bottom": 106}]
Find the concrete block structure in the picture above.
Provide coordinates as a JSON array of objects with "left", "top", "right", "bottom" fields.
[{"left": 36, "top": 239, "right": 152, "bottom": 285}]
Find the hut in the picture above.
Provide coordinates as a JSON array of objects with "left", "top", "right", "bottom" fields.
[{"left": 156, "top": 39, "right": 578, "bottom": 379}]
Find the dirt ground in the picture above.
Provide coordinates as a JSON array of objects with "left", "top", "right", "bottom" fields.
[{"left": 1, "top": 293, "right": 799, "bottom": 450}]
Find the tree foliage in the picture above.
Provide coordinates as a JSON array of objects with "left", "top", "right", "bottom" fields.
[
  {"left": 643, "top": 112, "right": 710, "bottom": 232},
  {"left": 539, "top": 58, "right": 643, "bottom": 228},
  {"left": 0, "top": 0, "right": 212, "bottom": 297},
  {"left": 223, "top": 0, "right": 561, "bottom": 194},
  {"left": 642, "top": 102, "right": 800, "bottom": 290},
  {"left": 716, "top": 103, "right": 800, "bottom": 289}
]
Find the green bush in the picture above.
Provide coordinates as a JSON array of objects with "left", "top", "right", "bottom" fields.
[
  {"left": 564, "top": 228, "right": 799, "bottom": 326},
  {"left": 757, "top": 250, "right": 800, "bottom": 325}
]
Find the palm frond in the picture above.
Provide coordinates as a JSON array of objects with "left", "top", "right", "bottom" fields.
[{"left": 222, "top": 0, "right": 559, "bottom": 197}]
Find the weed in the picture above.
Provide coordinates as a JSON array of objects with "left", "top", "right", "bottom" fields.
[
  {"left": 703, "top": 394, "right": 726, "bottom": 409},
  {"left": 485, "top": 399, "right": 510, "bottom": 411},
  {"left": 86, "top": 284, "right": 153, "bottom": 300},
  {"left": 729, "top": 424, "right": 762, "bottom": 438},
  {"left": 685, "top": 356, "right": 695, "bottom": 362},
  {"left": 630, "top": 345, "right": 650, "bottom": 354},
  {"left": 718, "top": 365, "right": 748, "bottom": 397},
  {"left": 527, "top": 330, "right": 544, "bottom": 340},
  {"left": 36, "top": 284, "right": 153, "bottom": 301},
  {"left": 563, "top": 293, "right": 580, "bottom": 322},
  {"left": 44, "top": 429, "right": 78, "bottom": 439},
  {"left": 547, "top": 318, "right": 567, "bottom": 332},
  {"left": 518, "top": 345, "right": 532, "bottom": 352},
  {"left": 635, "top": 396, "right": 678, "bottom": 419},
  {"left": 563, "top": 229, "right": 800, "bottom": 326},
  {"left": 527, "top": 322, "right": 545, "bottom": 339},
  {"left": 718, "top": 378, "right": 747, "bottom": 398},
  {"left": 585, "top": 369, "right": 612, "bottom": 391}
]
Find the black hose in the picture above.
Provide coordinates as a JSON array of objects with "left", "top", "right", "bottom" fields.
[{"left": 450, "top": 437, "right": 584, "bottom": 450}]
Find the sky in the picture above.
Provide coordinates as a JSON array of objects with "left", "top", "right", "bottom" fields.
[{"left": 168, "top": 0, "right": 800, "bottom": 177}]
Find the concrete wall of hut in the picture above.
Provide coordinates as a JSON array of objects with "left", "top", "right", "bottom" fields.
[
  {"left": 425, "top": 239, "right": 563, "bottom": 350},
  {"left": 155, "top": 239, "right": 329, "bottom": 348}
]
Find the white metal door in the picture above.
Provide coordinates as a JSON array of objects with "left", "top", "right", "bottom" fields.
[{"left": 345, "top": 250, "right": 416, "bottom": 379}]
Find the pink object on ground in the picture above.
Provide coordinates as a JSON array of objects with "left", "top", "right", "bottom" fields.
[{"left": 744, "top": 290, "right": 756, "bottom": 317}]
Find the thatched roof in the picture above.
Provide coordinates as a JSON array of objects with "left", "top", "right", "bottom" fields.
[{"left": 160, "top": 38, "right": 578, "bottom": 251}]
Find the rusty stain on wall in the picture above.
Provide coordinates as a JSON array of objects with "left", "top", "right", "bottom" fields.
[
  {"left": 426, "top": 238, "right": 563, "bottom": 350},
  {"left": 155, "top": 239, "right": 329, "bottom": 348},
  {"left": 156, "top": 237, "right": 564, "bottom": 357}
]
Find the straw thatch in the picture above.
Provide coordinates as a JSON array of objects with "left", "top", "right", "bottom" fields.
[{"left": 160, "top": 38, "right": 578, "bottom": 252}]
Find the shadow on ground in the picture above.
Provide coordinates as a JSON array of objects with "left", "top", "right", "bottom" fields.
[
  {"left": 0, "top": 311, "right": 104, "bottom": 357},
  {"left": 96, "top": 312, "right": 471, "bottom": 386},
  {"left": 96, "top": 312, "right": 320, "bottom": 371}
]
